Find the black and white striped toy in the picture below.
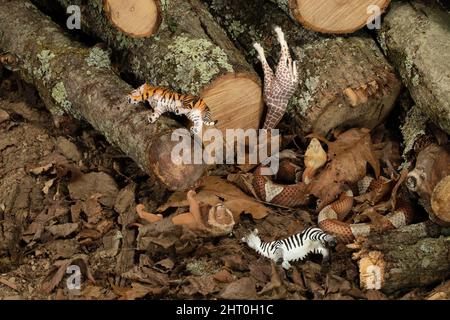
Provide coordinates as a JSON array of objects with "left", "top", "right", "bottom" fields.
[{"left": 241, "top": 227, "right": 337, "bottom": 269}]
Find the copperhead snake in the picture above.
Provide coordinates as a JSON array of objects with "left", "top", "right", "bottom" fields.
[
  {"left": 250, "top": 27, "right": 414, "bottom": 242},
  {"left": 252, "top": 160, "right": 414, "bottom": 243}
]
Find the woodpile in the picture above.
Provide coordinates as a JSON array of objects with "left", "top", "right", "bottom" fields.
[
  {"left": 34, "top": 0, "right": 264, "bottom": 135},
  {"left": 377, "top": 0, "right": 450, "bottom": 135},
  {"left": 203, "top": 0, "right": 401, "bottom": 135}
]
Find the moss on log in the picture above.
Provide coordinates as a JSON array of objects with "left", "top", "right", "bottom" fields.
[
  {"left": 0, "top": 0, "right": 205, "bottom": 190},
  {"left": 203, "top": 0, "right": 401, "bottom": 135},
  {"left": 377, "top": 0, "right": 450, "bottom": 134},
  {"left": 33, "top": 0, "right": 264, "bottom": 133}
]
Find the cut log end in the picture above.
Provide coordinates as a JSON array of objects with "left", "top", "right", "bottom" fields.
[
  {"left": 289, "top": 0, "right": 391, "bottom": 34},
  {"left": 358, "top": 251, "right": 385, "bottom": 291},
  {"left": 148, "top": 131, "right": 206, "bottom": 191},
  {"left": 201, "top": 73, "right": 263, "bottom": 132},
  {"left": 431, "top": 175, "right": 450, "bottom": 224},
  {"left": 103, "top": 0, "right": 162, "bottom": 38}
]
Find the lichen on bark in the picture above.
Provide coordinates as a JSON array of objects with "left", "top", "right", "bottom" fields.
[{"left": 165, "top": 37, "right": 234, "bottom": 93}]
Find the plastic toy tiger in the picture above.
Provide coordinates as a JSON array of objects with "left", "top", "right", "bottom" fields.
[{"left": 127, "top": 83, "right": 217, "bottom": 135}]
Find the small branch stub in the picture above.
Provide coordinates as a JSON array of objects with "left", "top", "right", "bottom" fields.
[{"left": 103, "top": 0, "right": 162, "bottom": 38}]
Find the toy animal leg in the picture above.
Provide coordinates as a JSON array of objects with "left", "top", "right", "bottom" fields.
[
  {"left": 187, "top": 109, "right": 203, "bottom": 135},
  {"left": 274, "top": 26, "right": 298, "bottom": 84},
  {"left": 318, "top": 246, "right": 330, "bottom": 264},
  {"left": 281, "top": 260, "right": 292, "bottom": 270},
  {"left": 253, "top": 42, "right": 274, "bottom": 94},
  {"left": 147, "top": 102, "right": 165, "bottom": 124},
  {"left": 190, "top": 122, "right": 203, "bottom": 135}
]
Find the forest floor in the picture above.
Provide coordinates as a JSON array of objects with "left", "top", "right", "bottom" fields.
[{"left": 0, "top": 73, "right": 448, "bottom": 300}]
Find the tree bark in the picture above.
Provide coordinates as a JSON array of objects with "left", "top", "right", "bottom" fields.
[
  {"left": 355, "top": 222, "right": 450, "bottom": 293},
  {"left": 376, "top": 0, "right": 450, "bottom": 135},
  {"left": 203, "top": 0, "right": 401, "bottom": 136},
  {"left": 269, "top": 0, "right": 391, "bottom": 34},
  {"left": 0, "top": 0, "right": 205, "bottom": 191},
  {"left": 33, "top": 0, "right": 264, "bottom": 133}
]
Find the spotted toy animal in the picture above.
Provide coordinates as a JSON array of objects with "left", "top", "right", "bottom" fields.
[
  {"left": 242, "top": 227, "right": 336, "bottom": 269},
  {"left": 127, "top": 83, "right": 217, "bottom": 135}
]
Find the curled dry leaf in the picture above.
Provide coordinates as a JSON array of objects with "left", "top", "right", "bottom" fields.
[
  {"left": 29, "top": 163, "right": 54, "bottom": 175},
  {"left": 42, "top": 178, "right": 55, "bottom": 195},
  {"left": 153, "top": 258, "right": 175, "bottom": 274},
  {"left": 308, "top": 128, "right": 380, "bottom": 209},
  {"left": 303, "top": 138, "right": 327, "bottom": 184},
  {"left": 40, "top": 255, "right": 94, "bottom": 294},
  {"left": 158, "top": 176, "right": 270, "bottom": 220}
]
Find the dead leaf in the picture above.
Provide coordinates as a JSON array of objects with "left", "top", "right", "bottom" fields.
[
  {"left": 41, "top": 255, "right": 94, "bottom": 294},
  {"left": 82, "top": 286, "right": 104, "bottom": 299},
  {"left": 46, "top": 223, "right": 79, "bottom": 238},
  {"left": 114, "top": 184, "right": 136, "bottom": 215},
  {"left": 153, "top": 258, "right": 175, "bottom": 274},
  {"left": 0, "top": 108, "right": 10, "bottom": 123},
  {"left": 221, "top": 255, "right": 247, "bottom": 271},
  {"left": 70, "top": 201, "right": 83, "bottom": 223},
  {"left": 42, "top": 178, "right": 55, "bottom": 195},
  {"left": 121, "top": 266, "right": 169, "bottom": 287},
  {"left": 158, "top": 176, "right": 270, "bottom": 220},
  {"left": 213, "top": 269, "right": 236, "bottom": 283},
  {"left": 365, "top": 289, "right": 388, "bottom": 300},
  {"left": 29, "top": 163, "right": 53, "bottom": 175},
  {"left": 45, "top": 239, "right": 80, "bottom": 259},
  {"left": 227, "top": 173, "right": 259, "bottom": 199},
  {"left": 76, "top": 229, "right": 103, "bottom": 242},
  {"left": 113, "top": 282, "right": 166, "bottom": 300},
  {"left": 249, "top": 261, "right": 272, "bottom": 284},
  {"left": 0, "top": 277, "right": 18, "bottom": 291},
  {"left": 56, "top": 137, "right": 82, "bottom": 162},
  {"left": 82, "top": 194, "right": 103, "bottom": 225},
  {"left": 68, "top": 172, "right": 119, "bottom": 208},
  {"left": 309, "top": 128, "right": 380, "bottom": 209},
  {"left": 183, "top": 275, "right": 218, "bottom": 296},
  {"left": 220, "top": 277, "right": 257, "bottom": 300},
  {"left": 259, "top": 262, "right": 283, "bottom": 295},
  {"left": 325, "top": 274, "right": 352, "bottom": 295}
]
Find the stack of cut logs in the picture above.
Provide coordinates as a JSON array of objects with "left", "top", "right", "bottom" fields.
[{"left": 0, "top": 0, "right": 449, "bottom": 293}]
